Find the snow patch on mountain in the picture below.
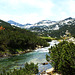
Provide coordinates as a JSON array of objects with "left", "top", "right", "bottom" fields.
[
  {"left": 53, "top": 25, "right": 59, "bottom": 30},
  {"left": 8, "top": 17, "right": 75, "bottom": 32}
]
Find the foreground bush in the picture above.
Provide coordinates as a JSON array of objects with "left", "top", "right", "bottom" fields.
[
  {"left": 46, "top": 41, "right": 75, "bottom": 75},
  {"left": 0, "top": 62, "right": 38, "bottom": 75}
]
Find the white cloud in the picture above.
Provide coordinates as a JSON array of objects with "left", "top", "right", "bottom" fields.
[
  {"left": 69, "top": 0, "right": 75, "bottom": 13},
  {"left": 60, "top": 12, "right": 69, "bottom": 20},
  {"left": 68, "top": 0, "right": 75, "bottom": 17},
  {"left": 49, "top": 0, "right": 75, "bottom": 21},
  {"left": 41, "top": 0, "right": 54, "bottom": 18},
  {"left": 21, "top": 0, "right": 54, "bottom": 18},
  {"left": 0, "top": 13, "right": 44, "bottom": 24},
  {"left": 0, "top": 0, "right": 54, "bottom": 23},
  {"left": 0, "top": 14, "right": 11, "bottom": 21},
  {"left": 0, "top": 0, "right": 54, "bottom": 8},
  {"left": 0, "top": 0, "right": 75, "bottom": 24}
]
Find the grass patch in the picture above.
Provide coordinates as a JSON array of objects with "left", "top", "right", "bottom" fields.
[{"left": 40, "top": 37, "right": 55, "bottom": 42}]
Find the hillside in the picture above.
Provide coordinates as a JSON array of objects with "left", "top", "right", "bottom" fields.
[
  {"left": 8, "top": 17, "right": 75, "bottom": 38},
  {"left": 28, "top": 17, "right": 75, "bottom": 30},
  {"left": 38, "top": 25, "right": 75, "bottom": 38},
  {"left": 28, "top": 17, "right": 75, "bottom": 38},
  {"left": 0, "top": 19, "right": 49, "bottom": 57}
]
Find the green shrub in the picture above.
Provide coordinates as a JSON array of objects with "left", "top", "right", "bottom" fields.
[
  {"left": 46, "top": 41, "right": 75, "bottom": 75},
  {"left": 0, "top": 63, "right": 38, "bottom": 75}
]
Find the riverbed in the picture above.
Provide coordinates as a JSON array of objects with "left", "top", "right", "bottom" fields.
[{"left": 0, "top": 40, "right": 59, "bottom": 72}]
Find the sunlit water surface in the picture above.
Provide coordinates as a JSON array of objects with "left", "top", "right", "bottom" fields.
[{"left": 0, "top": 40, "right": 59, "bottom": 73}]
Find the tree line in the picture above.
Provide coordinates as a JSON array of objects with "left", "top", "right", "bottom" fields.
[{"left": 0, "top": 19, "right": 49, "bottom": 56}]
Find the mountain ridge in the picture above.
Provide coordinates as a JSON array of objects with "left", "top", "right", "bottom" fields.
[
  {"left": 7, "top": 17, "right": 75, "bottom": 38},
  {"left": 7, "top": 17, "right": 75, "bottom": 30}
]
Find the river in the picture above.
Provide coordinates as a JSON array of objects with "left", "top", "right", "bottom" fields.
[{"left": 0, "top": 40, "right": 59, "bottom": 72}]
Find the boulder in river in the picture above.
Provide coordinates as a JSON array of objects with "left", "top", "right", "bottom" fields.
[{"left": 42, "top": 62, "right": 48, "bottom": 65}]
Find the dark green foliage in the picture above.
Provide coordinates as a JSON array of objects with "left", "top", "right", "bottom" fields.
[
  {"left": 0, "top": 19, "right": 11, "bottom": 27},
  {"left": 40, "top": 37, "right": 52, "bottom": 42},
  {"left": 46, "top": 41, "right": 75, "bottom": 75},
  {"left": 32, "top": 25, "right": 75, "bottom": 38},
  {"left": 0, "top": 20, "right": 49, "bottom": 56},
  {"left": 0, "top": 63, "right": 38, "bottom": 75},
  {"left": 49, "top": 25, "right": 75, "bottom": 38},
  {"left": 73, "top": 35, "right": 75, "bottom": 38}
]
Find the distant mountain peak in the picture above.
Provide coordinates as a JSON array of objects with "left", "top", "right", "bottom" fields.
[
  {"left": 8, "top": 20, "right": 24, "bottom": 28},
  {"left": 25, "top": 23, "right": 32, "bottom": 25},
  {"left": 64, "top": 17, "right": 72, "bottom": 20},
  {"left": 8, "top": 20, "right": 14, "bottom": 21},
  {"left": 8, "top": 20, "right": 33, "bottom": 28},
  {"left": 7, "top": 17, "right": 75, "bottom": 30}
]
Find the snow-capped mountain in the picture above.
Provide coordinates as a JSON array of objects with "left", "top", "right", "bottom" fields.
[
  {"left": 7, "top": 17, "right": 75, "bottom": 38},
  {"left": 24, "top": 23, "right": 33, "bottom": 28},
  {"left": 8, "top": 17, "right": 75, "bottom": 32},
  {"left": 8, "top": 20, "right": 25, "bottom": 28},
  {"left": 8, "top": 20, "right": 56, "bottom": 29},
  {"left": 56, "top": 17, "right": 75, "bottom": 27},
  {"left": 8, "top": 20, "right": 32, "bottom": 28},
  {"left": 34, "top": 20, "right": 56, "bottom": 26},
  {"left": 24, "top": 20, "right": 56, "bottom": 29},
  {"left": 28, "top": 17, "right": 75, "bottom": 32}
]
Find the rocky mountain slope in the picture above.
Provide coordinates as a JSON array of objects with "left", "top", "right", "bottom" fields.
[
  {"left": 8, "top": 17, "right": 75, "bottom": 31},
  {"left": 7, "top": 17, "right": 75, "bottom": 38},
  {"left": 8, "top": 20, "right": 32, "bottom": 28},
  {"left": 28, "top": 17, "right": 75, "bottom": 32}
]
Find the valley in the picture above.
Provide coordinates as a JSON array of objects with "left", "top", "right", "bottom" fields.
[{"left": 0, "top": 17, "right": 75, "bottom": 75}]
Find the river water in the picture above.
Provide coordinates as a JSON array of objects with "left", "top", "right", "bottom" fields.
[{"left": 0, "top": 40, "right": 59, "bottom": 72}]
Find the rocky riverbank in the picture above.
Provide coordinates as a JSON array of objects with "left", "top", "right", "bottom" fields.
[
  {"left": 0, "top": 45, "right": 44, "bottom": 58},
  {"left": 40, "top": 67, "right": 61, "bottom": 75},
  {"left": 0, "top": 49, "right": 32, "bottom": 58}
]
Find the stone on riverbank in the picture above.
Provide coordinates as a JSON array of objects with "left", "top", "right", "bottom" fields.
[{"left": 46, "top": 67, "right": 54, "bottom": 74}]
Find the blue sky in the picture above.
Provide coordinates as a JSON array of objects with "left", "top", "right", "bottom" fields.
[{"left": 0, "top": 0, "right": 75, "bottom": 24}]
